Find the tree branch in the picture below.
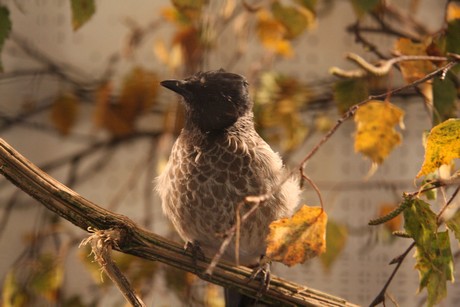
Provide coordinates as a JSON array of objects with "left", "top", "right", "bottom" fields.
[{"left": 0, "top": 138, "right": 358, "bottom": 307}]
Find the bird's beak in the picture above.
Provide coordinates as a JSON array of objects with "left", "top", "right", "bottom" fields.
[{"left": 160, "top": 79, "right": 191, "bottom": 98}]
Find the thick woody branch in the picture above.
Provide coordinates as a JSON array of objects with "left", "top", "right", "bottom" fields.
[{"left": 0, "top": 138, "right": 358, "bottom": 307}]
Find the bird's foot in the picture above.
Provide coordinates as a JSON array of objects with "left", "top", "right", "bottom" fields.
[
  {"left": 248, "top": 255, "right": 271, "bottom": 294},
  {"left": 184, "top": 241, "right": 206, "bottom": 265}
]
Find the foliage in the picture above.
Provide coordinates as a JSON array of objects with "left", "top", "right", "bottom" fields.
[
  {"left": 70, "top": 0, "right": 96, "bottom": 31},
  {"left": 0, "top": 0, "right": 459, "bottom": 306},
  {"left": 266, "top": 206, "right": 327, "bottom": 266},
  {"left": 417, "top": 119, "right": 460, "bottom": 177},
  {"left": 354, "top": 100, "right": 404, "bottom": 165}
]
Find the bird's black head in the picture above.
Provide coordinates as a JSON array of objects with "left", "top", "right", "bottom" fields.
[{"left": 160, "top": 69, "right": 251, "bottom": 132}]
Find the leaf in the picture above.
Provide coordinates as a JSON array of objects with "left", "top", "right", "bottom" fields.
[
  {"left": 394, "top": 38, "right": 435, "bottom": 84},
  {"left": 433, "top": 76, "right": 457, "bottom": 125},
  {"left": 0, "top": 5, "right": 12, "bottom": 72},
  {"left": 446, "top": 19, "right": 460, "bottom": 57},
  {"left": 50, "top": 93, "right": 80, "bottom": 136},
  {"left": 413, "top": 231, "right": 454, "bottom": 307},
  {"left": 153, "top": 39, "right": 183, "bottom": 70},
  {"left": 319, "top": 220, "right": 347, "bottom": 272},
  {"left": 447, "top": 1, "right": 460, "bottom": 21},
  {"left": 163, "top": 265, "right": 196, "bottom": 303},
  {"left": 294, "top": 0, "right": 317, "bottom": 14},
  {"left": 378, "top": 203, "right": 402, "bottom": 232},
  {"left": 70, "top": 0, "right": 96, "bottom": 31},
  {"left": 93, "top": 68, "right": 159, "bottom": 137},
  {"left": 350, "top": 0, "right": 379, "bottom": 17},
  {"left": 112, "top": 251, "right": 158, "bottom": 289},
  {"left": 403, "top": 198, "right": 437, "bottom": 248},
  {"left": 446, "top": 210, "right": 460, "bottom": 243},
  {"left": 2, "top": 270, "right": 29, "bottom": 307},
  {"left": 171, "top": 0, "right": 208, "bottom": 21},
  {"left": 30, "top": 254, "right": 64, "bottom": 302},
  {"left": 256, "top": 10, "right": 293, "bottom": 57},
  {"left": 333, "top": 78, "right": 368, "bottom": 114},
  {"left": 254, "top": 72, "right": 310, "bottom": 151},
  {"left": 354, "top": 101, "right": 404, "bottom": 164},
  {"left": 173, "top": 26, "right": 203, "bottom": 66},
  {"left": 402, "top": 198, "right": 454, "bottom": 306},
  {"left": 417, "top": 119, "right": 460, "bottom": 177},
  {"left": 271, "top": 1, "right": 312, "bottom": 39},
  {"left": 266, "top": 206, "right": 327, "bottom": 266}
]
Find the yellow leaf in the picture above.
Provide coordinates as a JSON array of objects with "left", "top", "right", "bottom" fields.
[
  {"left": 378, "top": 203, "right": 402, "bottom": 232},
  {"left": 50, "top": 93, "right": 79, "bottom": 136},
  {"left": 354, "top": 101, "right": 405, "bottom": 164},
  {"left": 153, "top": 40, "right": 183, "bottom": 70},
  {"left": 256, "top": 10, "right": 293, "bottom": 57},
  {"left": 266, "top": 205, "right": 327, "bottom": 266},
  {"left": 417, "top": 118, "right": 460, "bottom": 177},
  {"left": 2, "top": 270, "right": 29, "bottom": 307},
  {"left": 395, "top": 38, "right": 435, "bottom": 84},
  {"left": 447, "top": 2, "right": 460, "bottom": 22}
]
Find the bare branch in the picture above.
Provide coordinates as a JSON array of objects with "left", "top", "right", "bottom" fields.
[
  {"left": 80, "top": 228, "right": 146, "bottom": 307},
  {"left": 0, "top": 138, "right": 358, "bottom": 307}
]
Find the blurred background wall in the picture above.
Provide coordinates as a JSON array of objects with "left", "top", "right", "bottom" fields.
[{"left": 0, "top": 1, "right": 458, "bottom": 306}]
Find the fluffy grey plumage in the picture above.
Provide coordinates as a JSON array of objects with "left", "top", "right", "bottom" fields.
[{"left": 156, "top": 68, "right": 299, "bottom": 271}]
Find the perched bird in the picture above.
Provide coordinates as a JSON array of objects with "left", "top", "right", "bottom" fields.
[{"left": 156, "top": 69, "right": 300, "bottom": 306}]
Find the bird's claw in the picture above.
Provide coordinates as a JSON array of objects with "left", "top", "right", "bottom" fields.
[
  {"left": 184, "top": 241, "right": 206, "bottom": 264},
  {"left": 248, "top": 255, "right": 271, "bottom": 294}
]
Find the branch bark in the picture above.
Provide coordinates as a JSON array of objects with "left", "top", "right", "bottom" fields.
[{"left": 0, "top": 138, "right": 358, "bottom": 307}]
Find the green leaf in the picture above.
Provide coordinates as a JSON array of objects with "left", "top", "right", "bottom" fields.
[
  {"left": 403, "top": 199, "right": 454, "bottom": 306},
  {"left": 30, "top": 254, "right": 64, "bottom": 301},
  {"left": 0, "top": 5, "right": 12, "bottom": 72},
  {"left": 70, "top": 0, "right": 96, "bottom": 31},
  {"left": 294, "top": 0, "right": 318, "bottom": 14},
  {"left": 319, "top": 220, "right": 348, "bottom": 272},
  {"left": 350, "top": 0, "right": 380, "bottom": 17},
  {"left": 414, "top": 231, "right": 454, "bottom": 307},
  {"left": 433, "top": 75, "right": 457, "bottom": 125},
  {"left": 294, "top": 0, "right": 317, "bottom": 14},
  {"left": 446, "top": 19, "right": 460, "bottom": 55},
  {"left": 403, "top": 198, "right": 437, "bottom": 247},
  {"left": 271, "top": 1, "right": 310, "bottom": 39},
  {"left": 171, "top": 0, "right": 208, "bottom": 21},
  {"left": 446, "top": 210, "right": 460, "bottom": 243},
  {"left": 421, "top": 174, "right": 437, "bottom": 200},
  {"left": 333, "top": 78, "right": 368, "bottom": 114}
]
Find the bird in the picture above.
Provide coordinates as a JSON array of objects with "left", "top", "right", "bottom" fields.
[{"left": 156, "top": 69, "right": 300, "bottom": 306}]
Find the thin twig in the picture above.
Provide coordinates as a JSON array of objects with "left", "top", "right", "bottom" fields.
[{"left": 369, "top": 242, "right": 416, "bottom": 307}]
